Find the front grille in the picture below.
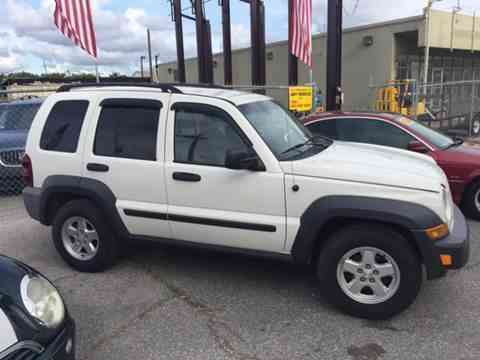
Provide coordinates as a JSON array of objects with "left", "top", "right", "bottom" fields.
[
  {"left": 0, "top": 150, "right": 24, "bottom": 166},
  {"left": 0, "top": 342, "right": 43, "bottom": 360},
  {"left": 2, "top": 349, "right": 38, "bottom": 360}
]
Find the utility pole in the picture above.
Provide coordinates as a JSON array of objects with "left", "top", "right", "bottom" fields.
[
  {"left": 194, "top": 0, "right": 207, "bottom": 83},
  {"left": 423, "top": 0, "right": 443, "bottom": 89},
  {"left": 204, "top": 20, "right": 214, "bottom": 83},
  {"left": 288, "top": 0, "right": 298, "bottom": 86},
  {"left": 147, "top": 28, "right": 154, "bottom": 82},
  {"left": 140, "top": 56, "right": 145, "bottom": 78},
  {"left": 326, "top": 0, "right": 343, "bottom": 111},
  {"left": 248, "top": 0, "right": 266, "bottom": 88},
  {"left": 42, "top": 59, "right": 48, "bottom": 76},
  {"left": 172, "top": 0, "right": 186, "bottom": 82},
  {"left": 220, "top": 0, "right": 233, "bottom": 85}
]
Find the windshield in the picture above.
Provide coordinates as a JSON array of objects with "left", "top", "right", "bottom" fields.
[
  {"left": 239, "top": 100, "right": 322, "bottom": 160},
  {"left": 0, "top": 103, "right": 41, "bottom": 131},
  {"left": 396, "top": 116, "right": 454, "bottom": 149}
]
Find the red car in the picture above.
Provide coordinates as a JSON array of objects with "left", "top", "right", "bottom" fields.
[{"left": 304, "top": 112, "right": 480, "bottom": 219}]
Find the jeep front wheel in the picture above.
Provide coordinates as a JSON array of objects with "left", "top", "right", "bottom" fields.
[
  {"left": 52, "top": 199, "right": 118, "bottom": 272},
  {"left": 317, "top": 224, "right": 422, "bottom": 320}
]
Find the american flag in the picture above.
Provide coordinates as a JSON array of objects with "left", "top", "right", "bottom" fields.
[
  {"left": 291, "top": 0, "right": 313, "bottom": 67},
  {"left": 54, "top": 0, "right": 98, "bottom": 58}
]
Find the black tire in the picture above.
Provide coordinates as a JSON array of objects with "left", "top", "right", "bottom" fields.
[
  {"left": 462, "top": 180, "right": 480, "bottom": 220},
  {"left": 316, "top": 223, "right": 422, "bottom": 320},
  {"left": 52, "top": 199, "right": 118, "bottom": 272}
]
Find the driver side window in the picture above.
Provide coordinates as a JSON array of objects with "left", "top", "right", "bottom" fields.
[{"left": 174, "top": 104, "right": 249, "bottom": 167}]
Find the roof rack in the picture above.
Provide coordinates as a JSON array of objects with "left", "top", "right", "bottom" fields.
[{"left": 57, "top": 82, "right": 228, "bottom": 94}]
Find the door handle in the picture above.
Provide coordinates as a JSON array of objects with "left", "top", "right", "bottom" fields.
[
  {"left": 172, "top": 172, "right": 201, "bottom": 182},
  {"left": 87, "top": 163, "right": 109, "bottom": 172}
]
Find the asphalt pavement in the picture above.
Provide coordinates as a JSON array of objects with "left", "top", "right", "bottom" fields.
[{"left": 1, "top": 195, "right": 480, "bottom": 360}]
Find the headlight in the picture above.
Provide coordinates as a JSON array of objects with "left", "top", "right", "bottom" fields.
[{"left": 20, "top": 275, "right": 65, "bottom": 328}]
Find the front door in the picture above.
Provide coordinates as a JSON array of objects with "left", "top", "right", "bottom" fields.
[
  {"left": 82, "top": 93, "right": 172, "bottom": 239},
  {"left": 164, "top": 98, "right": 286, "bottom": 253}
]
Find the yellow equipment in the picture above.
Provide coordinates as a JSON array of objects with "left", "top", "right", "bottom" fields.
[{"left": 375, "top": 80, "right": 426, "bottom": 117}]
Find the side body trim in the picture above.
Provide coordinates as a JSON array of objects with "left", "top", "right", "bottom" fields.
[{"left": 124, "top": 209, "right": 276, "bottom": 232}]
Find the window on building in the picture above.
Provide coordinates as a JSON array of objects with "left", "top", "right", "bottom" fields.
[
  {"left": 174, "top": 104, "right": 249, "bottom": 167},
  {"left": 40, "top": 100, "right": 89, "bottom": 153},
  {"left": 94, "top": 100, "right": 161, "bottom": 161}
]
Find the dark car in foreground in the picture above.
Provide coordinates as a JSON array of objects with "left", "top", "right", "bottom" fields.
[
  {"left": 0, "top": 255, "right": 75, "bottom": 360},
  {"left": 304, "top": 112, "right": 480, "bottom": 219},
  {"left": 0, "top": 99, "right": 42, "bottom": 194}
]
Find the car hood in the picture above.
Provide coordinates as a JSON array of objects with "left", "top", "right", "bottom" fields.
[
  {"left": 0, "top": 130, "right": 28, "bottom": 149},
  {"left": 440, "top": 142, "right": 480, "bottom": 164},
  {"left": 286, "top": 141, "right": 446, "bottom": 192},
  {"left": 0, "top": 255, "right": 60, "bottom": 351}
]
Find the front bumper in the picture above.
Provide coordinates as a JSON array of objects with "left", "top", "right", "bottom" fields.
[
  {"left": 38, "top": 316, "right": 76, "bottom": 360},
  {"left": 414, "top": 205, "right": 470, "bottom": 280}
]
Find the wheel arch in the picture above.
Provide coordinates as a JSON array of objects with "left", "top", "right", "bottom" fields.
[
  {"left": 309, "top": 217, "right": 423, "bottom": 266},
  {"left": 291, "top": 196, "right": 443, "bottom": 268},
  {"left": 39, "top": 176, "right": 129, "bottom": 239}
]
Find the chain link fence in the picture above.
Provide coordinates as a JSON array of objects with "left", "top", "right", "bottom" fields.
[
  {"left": 368, "top": 79, "right": 480, "bottom": 138},
  {"left": 0, "top": 88, "right": 54, "bottom": 197}
]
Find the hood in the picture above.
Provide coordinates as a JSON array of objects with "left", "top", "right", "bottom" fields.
[
  {"left": 287, "top": 141, "right": 446, "bottom": 192},
  {"left": 0, "top": 130, "right": 28, "bottom": 150},
  {"left": 440, "top": 142, "right": 480, "bottom": 164},
  {"left": 0, "top": 255, "right": 60, "bottom": 351}
]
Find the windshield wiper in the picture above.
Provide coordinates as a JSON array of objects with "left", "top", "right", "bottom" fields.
[
  {"left": 281, "top": 135, "right": 332, "bottom": 155},
  {"left": 444, "top": 137, "right": 464, "bottom": 150}
]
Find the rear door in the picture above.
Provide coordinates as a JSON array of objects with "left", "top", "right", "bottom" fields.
[{"left": 82, "top": 93, "right": 172, "bottom": 239}]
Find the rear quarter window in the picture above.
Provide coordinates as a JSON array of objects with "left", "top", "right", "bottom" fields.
[{"left": 40, "top": 100, "right": 89, "bottom": 153}]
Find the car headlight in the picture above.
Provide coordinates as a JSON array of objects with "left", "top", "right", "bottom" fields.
[{"left": 20, "top": 275, "right": 65, "bottom": 328}]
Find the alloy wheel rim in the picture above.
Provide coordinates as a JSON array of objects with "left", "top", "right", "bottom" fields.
[
  {"left": 61, "top": 216, "right": 99, "bottom": 261},
  {"left": 336, "top": 246, "right": 400, "bottom": 305},
  {"left": 474, "top": 189, "right": 480, "bottom": 211}
]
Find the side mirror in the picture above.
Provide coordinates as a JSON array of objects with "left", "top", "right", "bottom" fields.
[
  {"left": 225, "top": 149, "right": 266, "bottom": 171},
  {"left": 407, "top": 140, "right": 428, "bottom": 153}
]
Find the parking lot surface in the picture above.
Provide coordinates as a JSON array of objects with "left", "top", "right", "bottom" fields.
[{"left": 1, "top": 195, "right": 480, "bottom": 360}]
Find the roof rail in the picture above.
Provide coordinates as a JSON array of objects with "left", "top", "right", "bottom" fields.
[
  {"left": 57, "top": 82, "right": 228, "bottom": 94},
  {"left": 57, "top": 82, "right": 183, "bottom": 93}
]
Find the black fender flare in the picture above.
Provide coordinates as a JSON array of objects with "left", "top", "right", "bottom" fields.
[
  {"left": 38, "top": 175, "right": 129, "bottom": 239},
  {"left": 291, "top": 195, "right": 444, "bottom": 264}
]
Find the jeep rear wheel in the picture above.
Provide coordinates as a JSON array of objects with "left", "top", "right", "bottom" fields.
[
  {"left": 317, "top": 223, "right": 422, "bottom": 320},
  {"left": 52, "top": 199, "right": 118, "bottom": 272}
]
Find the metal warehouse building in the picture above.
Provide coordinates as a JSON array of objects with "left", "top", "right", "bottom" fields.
[{"left": 157, "top": 10, "right": 480, "bottom": 111}]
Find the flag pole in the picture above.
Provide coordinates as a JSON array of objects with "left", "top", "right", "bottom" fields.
[{"left": 95, "top": 60, "right": 100, "bottom": 83}]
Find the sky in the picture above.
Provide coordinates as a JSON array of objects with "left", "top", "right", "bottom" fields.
[{"left": 1, "top": 0, "right": 480, "bottom": 76}]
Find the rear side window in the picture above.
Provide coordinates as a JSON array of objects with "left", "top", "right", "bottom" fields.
[
  {"left": 307, "top": 119, "right": 338, "bottom": 139},
  {"left": 40, "top": 100, "right": 89, "bottom": 152},
  {"left": 94, "top": 99, "right": 161, "bottom": 161}
]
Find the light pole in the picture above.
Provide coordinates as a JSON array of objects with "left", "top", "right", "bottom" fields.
[
  {"left": 423, "top": 0, "right": 442, "bottom": 89},
  {"left": 140, "top": 56, "right": 146, "bottom": 78}
]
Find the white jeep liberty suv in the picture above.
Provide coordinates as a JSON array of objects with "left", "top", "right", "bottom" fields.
[{"left": 22, "top": 83, "right": 469, "bottom": 319}]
